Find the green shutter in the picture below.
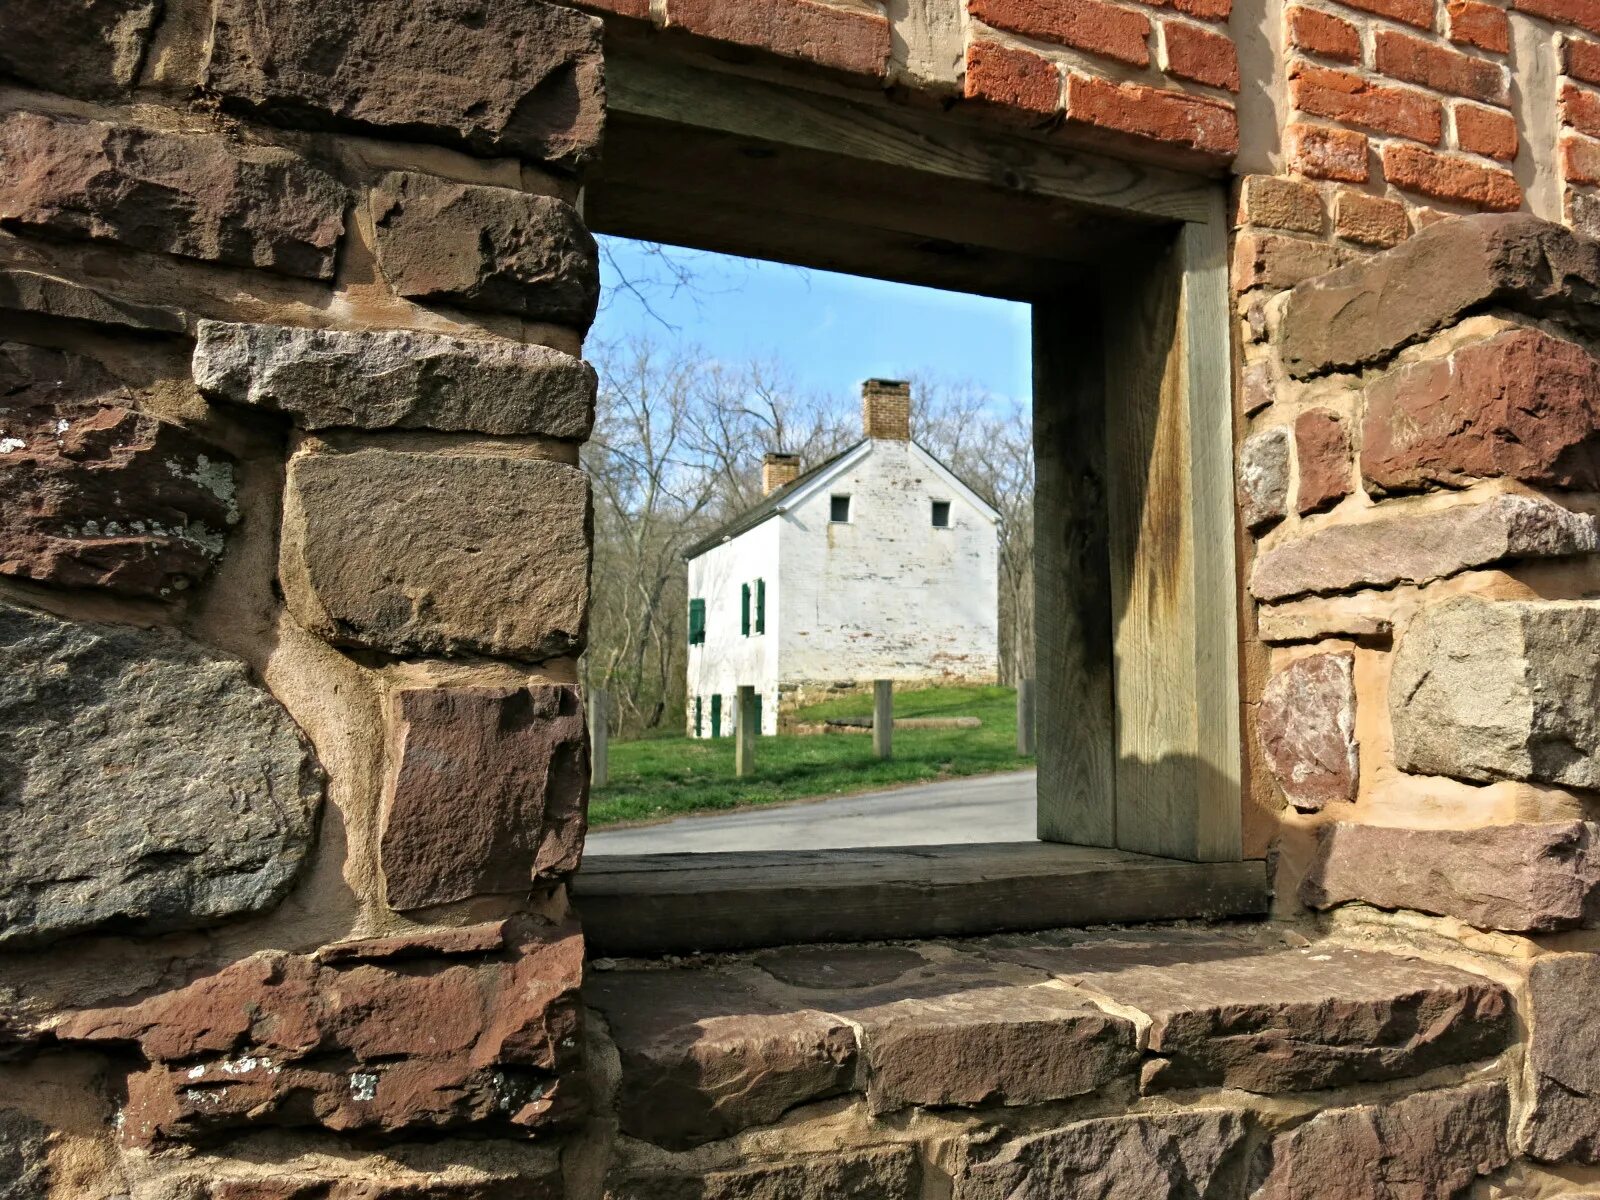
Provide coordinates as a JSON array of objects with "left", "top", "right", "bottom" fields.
[
  {"left": 711, "top": 694, "right": 722, "bottom": 738},
  {"left": 689, "top": 598, "right": 706, "bottom": 645},
  {"left": 755, "top": 579, "right": 766, "bottom": 634},
  {"left": 753, "top": 692, "right": 763, "bottom": 736},
  {"left": 694, "top": 697, "right": 702, "bottom": 738},
  {"left": 741, "top": 583, "right": 751, "bottom": 636}
]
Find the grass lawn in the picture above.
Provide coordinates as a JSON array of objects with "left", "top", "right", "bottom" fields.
[{"left": 589, "top": 685, "right": 1031, "bottom": 826}]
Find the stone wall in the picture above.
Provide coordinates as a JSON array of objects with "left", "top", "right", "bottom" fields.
[{"left": 4, "top": 0, "right": 1600, "bottom": 1197}]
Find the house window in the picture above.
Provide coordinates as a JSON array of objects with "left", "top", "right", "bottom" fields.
[
  {"left": 754, "top": 578, "right": 766, "bottom": 634},
  {"left": 830, "top": 494, "right": 851, "bottom": 523},
  {"left": 688, "top": 598, "right": 706, "bottom": 645},
  {"left": 931, "top": 500, "right": 951, "bottom": 528},
  {"left": 741, "top": 583, "right": 751, "bottom": 636}
]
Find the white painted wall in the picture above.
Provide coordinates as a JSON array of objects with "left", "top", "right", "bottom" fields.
[
  {"left": 777, "top": 440, "right": 999, "bottom": 690},
  {"left": 685, "top": 517, "right": 781, "bottom": 736}
]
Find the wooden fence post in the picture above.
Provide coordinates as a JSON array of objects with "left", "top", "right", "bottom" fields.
[
  {"left": 1017, "top": 678, "right": 1036, "bottom": 757},
  {"left": 736, "top": 685, "right": 758, "bottom": 778},
  {"left": 590, "top": 688, "right": 609, "bottom": 788},
  {"left": 873, "top": 679, "right": 893, "bottom": 760}
]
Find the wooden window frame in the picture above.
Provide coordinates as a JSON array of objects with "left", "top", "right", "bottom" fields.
[{"left": 575, "top": 47, "right": 1259, "bottom": 950}]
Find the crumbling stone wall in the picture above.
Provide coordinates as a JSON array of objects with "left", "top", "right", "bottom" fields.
[{"left": 4, "top": 0, "right": 1600, "bottom": 1197}]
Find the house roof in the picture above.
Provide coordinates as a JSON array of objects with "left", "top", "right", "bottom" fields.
[{"left": 682, "top": 438, "right": 999, "bottom": 561}]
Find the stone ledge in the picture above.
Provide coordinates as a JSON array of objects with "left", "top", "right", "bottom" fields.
[{"left": 585, "top": 928, "right": 1513, "bottom": 1150}]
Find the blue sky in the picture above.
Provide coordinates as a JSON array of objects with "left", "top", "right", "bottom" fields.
[{"left": 592, "top": 236, "right": 1033, "bottom": 405}]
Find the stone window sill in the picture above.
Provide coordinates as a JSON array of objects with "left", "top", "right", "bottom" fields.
[{"left": 572, "top": 842, "right": 1269, "bottom": 956}]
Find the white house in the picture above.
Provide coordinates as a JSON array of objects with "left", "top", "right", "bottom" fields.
[{"left": 684, "top": 380, "right": 1001, "bottom": 737}]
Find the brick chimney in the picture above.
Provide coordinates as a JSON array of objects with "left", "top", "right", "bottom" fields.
[
  {"left": 862, "top": 379, "right": 911, "bottom": 441},
  {"left": 762, "top": 452, "right": 801, "bottom": 495}
]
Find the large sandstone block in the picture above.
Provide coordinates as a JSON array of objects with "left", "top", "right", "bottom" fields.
[
  {"left": 194, "top": 321, "right": 596, "bottom": 438},
  {"left": 1249, "top": 493, "right": 1599, "bottom": 601},
  {"left": 1280, "top": 213, "right": 1600, "bottom": 378},
  {"left": 0, "top": 266, "right": 187, "bottom": 333},
  {"left": 0, "top": 0, "right": 160, "bottom": 99},
  {"left": 774, "top": 947, "right": 1138, "bottom": 1114},
  {"left": 281, "top": 447, "right": 590, "bottom": 662},
  {"left": 956, "top": 1109, "right": 1250, "bottom": 1200},
  {"left": 206, "top": 0, "right": 603, "bottom": 171},
  {"left": 1253, "top": 1082, "right": 1509, "bottom": 1199},
  {"left": 0, "top": 343, "right": 237, "bottom": 598},
  {"left": 1256, "top": 650, "right": 1358, "bottom": 813},
  {"left": 1365, "top": 328, "right": 1600, "bottom": 494},
  {"left": 988, "top": 936, "right": 1511, "bottom": 1093},
  {"left": 1293, "top": 407, "right": 1352, "bottom": 513},
  {"left": 605, "top": 1148, "right": 921, "bottom": 1200},
  {"left": 0, "top": 601, "right": 321, "bottom": 948},
  {"left": 370, "top": 173, "right": 599, "bottom": 329},
  {"left": 382, "top": 686, "right": 588, "bottom": 910},
  {"left": 585, "top": 968, "right": 857, "bottom": 1150},
  {"left": 1391, "top": 596, "right": 1600, "bottom": 788},
  {"left": 1303, "top": 821, "right": 1600, "bottom": 932},
  {"left": 1239, "top": 425, "right": 1290, "bottom": 531},
  {"left": 0, "top": 1108, "right": 49, "bottom": 1200},
  {"left": 1521, "top": 951, "right": 1600, "bottom": 1164},
  {"left": 56, "top": 920, "right": 583, "bottom": 1145},
  {"left": 0, "top": 111, "right": 346, "bottom": 280}
]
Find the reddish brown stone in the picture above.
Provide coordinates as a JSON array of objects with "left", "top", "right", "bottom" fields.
[
  {"left": 369, "top": 172, "right": 599, "bottom": 330},
  {"left": 606, "top": 1147, "right": 921, "bottom": 1200},
  {"left": 1333, "top": 188, "right": 1410, "bottom": 247},
  {"left": 1236, "top": 175, "right": 1325, "bottom": 235},
  {"left": 56, "top": 920, "right": 584, "bottom": 1145},
  {"left": 1255, "top": 1082, "right": 1510, "bottom": 1198},
  {"left": 1303, "top": 821, "right": 1600, "bottom": 932},
  {"left": 1279, "top": 214, "right": 1600, "bottom": 379},
  {"left": 206, "top": 0, "right": 603, "bottom": 171},
  {"left": 0, "top": 0, "right": 161, "bottom": 100},
  {"left": 0, "top": 111, "right": 346, "bottom": 281},
  {"left": 1257, "top": 651, "right": 1358, "bottom": 813},
  {"left": 1233, "top": 232, "right": 1340, "bottom": 292},
  {"left": 988, "top": 936, "right": 1511, "bottom": 1093},
  {"left": 1294, "top": 408, "right": 1352, "bottom": 513},
  {"left": 796, "top": 952, "right": 1138, "bottom": 1113},
  {"left": 585, "top": 968, "right": 857, "bottom": 1150},
  {"left": 0, "top": 343, "right": 236, "bottom": 599},
  {"left": 957, "top": 1108, "right": 1250, "bottom": 1199},
  {"left": 1363, "top": 328, "right": 1600, "bottom": 494},
  {"left": 381, "top": 687, "right": 587, "bottom": 911},
  {"left": 316, "top": 921, "right": 510, "bottom": 964},
  {"left": 662, "top": 0, "right": 892, "bottom": 77},
  {"left": 1522, "top": 951, "right": 1600, "bottom": 1164}
]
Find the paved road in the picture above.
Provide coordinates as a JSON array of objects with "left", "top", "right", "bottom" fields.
[{"left": 585, "top": 769, "right": 1037, "bottom": 854}]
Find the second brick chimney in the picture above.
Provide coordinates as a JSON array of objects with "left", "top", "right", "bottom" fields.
[
  {"left": 862, "top": 379, "right": 911, "bottom": 441},
  {"left": 762, "top": 452, "right": 801, "bottom": 495}
]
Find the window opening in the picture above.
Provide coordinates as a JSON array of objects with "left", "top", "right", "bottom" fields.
[
  {"left": 830, "top": 494, "right": 851, "bottom": 523},
  {"left": 931, "top": 500, "right": 951, "bottom": 528}
]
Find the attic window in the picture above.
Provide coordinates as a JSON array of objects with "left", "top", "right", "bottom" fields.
[
  {"left": 830, "top": 494, "right": 851, "bottom": 523},
  {"left": 931, "top": 500, "right": 951, "bottom": 528}
]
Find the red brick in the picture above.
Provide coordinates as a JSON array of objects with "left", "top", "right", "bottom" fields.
[
  {"left": 1374, "top": 30, "right": 1508, "bottom": 104},
  {"left": 964, "top": 39, "right": 1062, "bottom": 117},
  {"left": 1382, "top": 141, "right": 1522, "bottom": 208},
  {"left": 1455, "top": 101, "right": 1518, "bottom": 158},
  {"left": 1512, "top": 0, "right": 1600, "bottom": 37},
  {"left": 1288, "top": 6, "right": 1362, "bottom": 63},
  {"left": 1136, "top": 0, "right": 1233, "bottom": 23},
  {"left": 1447, "top": 0, "right": 1510, "bottom": 52},
  {"left": 971, "top": 0, "right": 1152, "bottom": 66},
  {"left": 1062, "top": 72, "right": 1239, "bottom": 161},
  {"left": 1563, "top": 131, "right": 1600, "bottom": 183},
  {"left": 1562, "top": 80, "right": 1600, "bottom": 139},
  {"left": 1333, "top": 188, "right": 1411, "bottom": 245},
  {"left": 1332, "top": 0, "right": 1434, "bottom": 29},
  {"left": 1160, "top": 20, "right": 1240, "bottom": 88},
  {"left": 1289, "top": 61, "right": 1444, "bottom": 143},
  {"left": 1564, "top": 34, "right": 1600, "bottom": 84},
  {"left": 662, "top": 0, "right": 891, "bottom": 76},
  {"left": 1287, "top": 121, "right": 1371, "bottom": 180}
]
